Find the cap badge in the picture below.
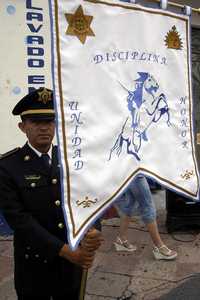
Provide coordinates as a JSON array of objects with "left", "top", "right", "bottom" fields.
[{"left": 38, "top": 88, "right": 52, "bottom": 104}]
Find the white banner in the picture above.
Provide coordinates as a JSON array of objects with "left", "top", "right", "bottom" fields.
[
  {"left": 0, "top": 1, "right": 52, "bottom": 153},
  {"left": 50, "top": 0, "right": 199, "bottom": 249}
]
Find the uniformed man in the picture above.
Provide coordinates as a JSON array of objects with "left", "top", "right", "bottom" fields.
[{"left": 0, "top": 88, "right": 102, "bottom": 300}]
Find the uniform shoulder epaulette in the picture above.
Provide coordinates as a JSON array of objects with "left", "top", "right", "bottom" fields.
[{"left": 0, "top": 147, "right": 21, "bottom": 160}]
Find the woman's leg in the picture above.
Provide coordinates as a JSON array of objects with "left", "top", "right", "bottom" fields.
[
  {"left": 145, "top": 218, "right": 177, "bottom": 260},
  {"left": 119, "top": 215, "right": 132, "bottom": 241},
  {"left": 146, "top": 220, "right": 164, "bottom": 248},
  {"left": 129, "top": 176, "right": 157, "bottom": 229},
  {"left": 114, "top": 189, "right": 137, "bottom": 251},
  {"left": 114, "top": 214, "right": 136, "bottom": 251},
  {"left": 129, "top": 176, "right": 177, "bottom": 259}
]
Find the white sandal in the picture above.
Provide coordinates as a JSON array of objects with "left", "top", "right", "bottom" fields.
[
  {"left": 114, "top": 237, "right": 137, "bottom": 252},
  {"left": 153, "top": 245, "right": 177, "bottom": 260}
]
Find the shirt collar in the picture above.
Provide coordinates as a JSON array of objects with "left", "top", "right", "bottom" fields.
[{"left": 28, "top": 142, "right": 53, "bottom": 159}]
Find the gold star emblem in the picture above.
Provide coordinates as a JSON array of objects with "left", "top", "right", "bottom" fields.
[{"left": 65, "top": 5, "right": 95, "bottom": 44}]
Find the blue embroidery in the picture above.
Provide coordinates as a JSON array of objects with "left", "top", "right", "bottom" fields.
[
  {"left": 109, "top": 72, "right": 171, "bottom": 161},
  {"left": 69, "top": 101, "right": 84, "bottom": 170},
  {"left": 179, "top": 96, "right": 189, "bottom": 148}
]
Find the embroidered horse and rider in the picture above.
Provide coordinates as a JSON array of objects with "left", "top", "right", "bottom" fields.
[{"left": 109, "top": 72, "right": 171, "bottom": 161}]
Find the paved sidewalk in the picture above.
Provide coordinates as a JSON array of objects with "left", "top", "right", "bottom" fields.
[
  {"left": 85, "top": 190, "right": 200, "bottom": 299},
  {"left": 0, "top": 190, "right": 200, "bottom": 299}
]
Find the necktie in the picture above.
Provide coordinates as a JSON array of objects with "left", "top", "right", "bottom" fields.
[{"left": 41, "top": 153, "right": 50, "bottom": 168}]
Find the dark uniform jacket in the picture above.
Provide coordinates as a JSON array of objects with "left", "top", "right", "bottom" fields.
[{"left": 0, "top": 144, "right": 82, "bottom": 296}]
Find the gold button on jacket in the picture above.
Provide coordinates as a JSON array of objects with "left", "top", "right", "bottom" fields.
[
  {"left": 58, "top": 222, "right": 64, "bottom": 229},
  {"left": 52, "top": 178, "right": 57, "bottom": 184}
]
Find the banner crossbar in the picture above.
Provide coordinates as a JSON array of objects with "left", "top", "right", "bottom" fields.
[
  {"left": 146, "top": 0, "right": 199, "bottom": 14},
  {"left": 90, "top": 0, "right": 200, "bottom": 14}
]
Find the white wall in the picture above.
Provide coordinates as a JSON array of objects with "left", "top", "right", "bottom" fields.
[{"left": 0, "top": 1, "right": 52, "bottom": 153}]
